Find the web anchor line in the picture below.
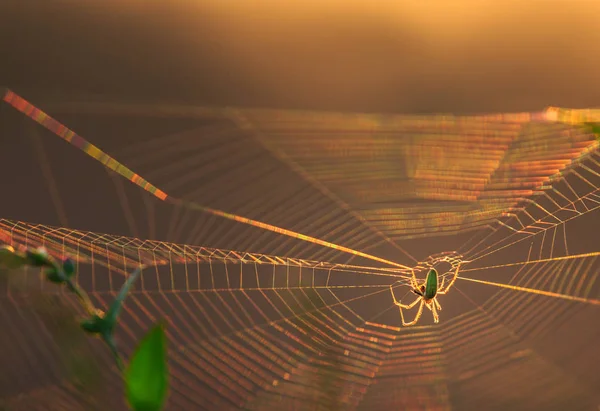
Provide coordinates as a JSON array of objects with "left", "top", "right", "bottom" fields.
[{"left": 1, "top": 89, "right": 410, "bottom": 270}]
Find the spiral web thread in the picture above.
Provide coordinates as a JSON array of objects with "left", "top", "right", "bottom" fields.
[{"left": 0, "top": 91, "right": 599, "bottom": 410}]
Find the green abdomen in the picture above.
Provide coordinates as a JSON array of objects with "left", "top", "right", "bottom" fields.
[{"left": 424, "top": 269, "right": 438, "bottom": 299}]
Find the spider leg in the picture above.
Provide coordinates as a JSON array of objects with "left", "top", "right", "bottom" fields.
[
  {"left": 423, "top": 300, "right": 440, "bottom": 322},
  {"left": 390, "top": 285, "right": 424, "bottom": 327},
  {"left": 408, "top": 268, "right": 420, "bottom": 290},
  {"left": 390, "top": 281, "right": 421, "bottom": 306},
  {"left": 399, "top": 299, "right": 425, "bottom": 327},
  {"left": 430, "top": 301, "right": 440, "bottom": 323},
  {"left": 437, "top": 263, "right": 461, "bottom": 295},
  {"left": 390, "top": 281, "right": 407, "bottom": 305},
  {"left": 438, "top": 275, "right": 446, "bottom": 291},
  {"left": 392, "top": 294, "right": 421, "bottom": 310},
  {"left": 433, "top": 297, "right": 442, "bottom": 312}
]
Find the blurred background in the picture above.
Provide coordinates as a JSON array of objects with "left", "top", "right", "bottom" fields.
[
  {"left": 2, "top": 0, "right": 600, "bottom": 113},
  {"left": 1, "top": 1, "right": 599, "bottom": 410}
]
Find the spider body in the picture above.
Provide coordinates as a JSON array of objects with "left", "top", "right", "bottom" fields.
[
  {"left": 391, "top": 263, "right": 461, "bottom": 327},
  {"left": 413, "top": 268, "right": 438, "bottom": 300}
]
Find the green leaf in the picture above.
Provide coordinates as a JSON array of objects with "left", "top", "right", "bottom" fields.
[
  {"left": 104, "top": 266, "right": 143, "bottom": 328},
  {"left": 45, "top": 267, "right": 65, "bottom": 284},
  {"left": 0, "top": 245, "right": 26, "bottom": 269},
  {"left": 79, "top": 266, "right": 144, "bottom": 371},
  {"left": 62, "top": 258, "right": 76, "bottom": 277},
  {"left": 80, "top": 266, "right": 143, "bottom": 336},
  {"left": 125, "top": 322, "right": 168, "bottom": 411},
  {"left": 80, "top": 315, "right": 106, "bottom": 335},
  {"left": 25, "top": 247, "right": 52, "bottom": 267},
  {"left": 584, "top": 122, "right": 600, "bottom": 140}
]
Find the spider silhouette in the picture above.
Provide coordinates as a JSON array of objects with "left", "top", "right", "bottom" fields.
[{"left": 390, "top": 263, "right": 461, "bottom": 326}]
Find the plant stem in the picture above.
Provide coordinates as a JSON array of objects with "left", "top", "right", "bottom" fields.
[
  {"left": 65, "top": 278, "right": 97, "bottom": 317},
  {"left": 104, "top": 334, "right": 125, "bottom": 372},
  {"left": 51, "top": 262, "right": 124, "bottom": 370}
]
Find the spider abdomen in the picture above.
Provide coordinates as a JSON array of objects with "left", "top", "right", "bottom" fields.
[{"left": 424, "top": 269, "right": 438, "bottom": 299}]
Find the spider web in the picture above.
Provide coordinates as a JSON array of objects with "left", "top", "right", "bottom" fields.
[{"left": 0, "top": 90, "right": 599, "bottom": 411}]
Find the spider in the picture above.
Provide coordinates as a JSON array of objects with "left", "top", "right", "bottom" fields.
[{"left": 390, "top": 263, "right": 461, "bottom": 326}]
